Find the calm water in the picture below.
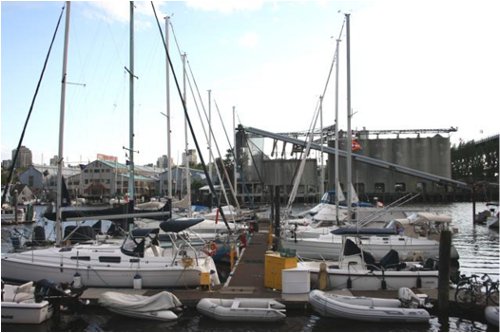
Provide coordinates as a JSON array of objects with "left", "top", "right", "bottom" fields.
[{"left": 1, "top": 202, "right": 498, "bottom": 332}]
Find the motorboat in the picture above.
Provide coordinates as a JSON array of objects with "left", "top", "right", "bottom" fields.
[
  {"left": 299, "top": 237, "right": 439, "bottom": 291},
  {"left": 484, "top": 306, "right": 499, "bottom": 327},
  {"left": 1, "top": 227, "right": 220, "bottom": 288},
  {"left": 196, "top": 298, "right": 286, "bottom": 322},
  {"left": 98, "top": 290, "right": 182, "bottom": 321},
  {"left": 1, "top": 281, "right": 53, "bottom": 324},
  {"left": 384, "top": 212, "right": 458, "bottom": 240},
  {"left": 1, "top": 203, "right": 34, "bottom": 225},
  {"left": 283, "top": 227, "right": 448, "bottom": 262},
  {"left": 485, "top": 203, "right": 499, "bottom": 229},
  {"left": 308, "top": 288, "right": 430, "bottom": 323}
]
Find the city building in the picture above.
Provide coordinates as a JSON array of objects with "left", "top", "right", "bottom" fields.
[
  {"left": 182, "top": 149, "right": 198, "bottom": 165},
  {"left": 11, "top": 146, "right": 32, "bottom": 168},
  {"left": 18, "top": 164, "right": 81, "bottom": 201}
]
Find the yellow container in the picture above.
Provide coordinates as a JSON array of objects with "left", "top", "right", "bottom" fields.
[
  {"left": 264, "top": 252, "right": 297, "bottom": 290},
  {"left": 200, "top": 272, "right": 210, "bottom": 286}
]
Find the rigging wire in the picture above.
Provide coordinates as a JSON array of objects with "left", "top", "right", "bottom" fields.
[
  {"left": 150, "top": 2, "right": 231, "bottom": 232},
  {"left": 185, "top": 61, "right": 240, "bottom": 212},
  {"left": 167, "top": 14, "right": 238, "bottom": 211},
  {"left": 213, "top": 100, "right": 234, "bottom": 152},
  {"left": 184, "top": 69, "right": 238, "bottom": 216},
  {"left": 2, "top": 5, "right": 66, "bottom": 205}
]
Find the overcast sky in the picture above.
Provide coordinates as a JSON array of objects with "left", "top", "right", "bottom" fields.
[{"left": 2, "top": 0, "right": 499, "bottom": 166}]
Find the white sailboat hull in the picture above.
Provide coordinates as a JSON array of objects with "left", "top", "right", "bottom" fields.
[{"left": 1, "top": 244, "right": 217, "bottom": 288}]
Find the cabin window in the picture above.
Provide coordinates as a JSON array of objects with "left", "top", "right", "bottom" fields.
[
  {"left": 70, "top": 256, "right": 91, "bottom": 261},
  {"left": 99, "top": 256, "right": 121, "bottom": 263}
]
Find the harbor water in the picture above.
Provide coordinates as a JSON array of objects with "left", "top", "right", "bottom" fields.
[{"left": 1, "top": 202, "right": 499, "bottom": 332}]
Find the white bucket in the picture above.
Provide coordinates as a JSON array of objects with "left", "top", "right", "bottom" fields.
[
  {"left": 133, "top": 274, "right": 142, "bottom": 290},
  {"left": 73, "top": 272, "right": 82, "bottom": 289}
]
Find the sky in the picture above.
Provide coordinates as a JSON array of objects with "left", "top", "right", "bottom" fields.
[{"left": 1, "top": 0, "right": 499, "bottom": 167}]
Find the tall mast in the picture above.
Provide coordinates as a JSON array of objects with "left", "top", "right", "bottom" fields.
[
  {"left": 208, "top": 89, "right": 212, "bottom": 188},
  {"left": 319, "top": 95, "right": 324, "bottom": 200},
  {"left": 233, "top": 106, "right": 237, "bottom": 199},
  {"left": 56, "top": 1, "right": 71, "bottom": 246},
  {"left": 334, "top": 38, "right": 341, "bottom": 224},
  {"left": 183, "top": 53, "right": 192, "bottom": 216},
  {"left": 165, "top": 16, "right": 172, "bottom": 198},
  {"left": 345, "top": 13, "right": 352, "bottom": 224},
  {"left": 127, "top": 1, "right": 136, "bottom": 210}
]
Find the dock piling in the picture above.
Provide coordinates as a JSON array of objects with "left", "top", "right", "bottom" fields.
[{"left": 438, "top": 229, "right": 452, "bottom": 330}]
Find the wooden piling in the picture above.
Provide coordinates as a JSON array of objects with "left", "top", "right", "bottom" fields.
[
  {"left": 274, "top": 186, "right": 280, "bottom": 250},
  {"left": 438, "top": 229, "right": 452, "bottom": 330}
]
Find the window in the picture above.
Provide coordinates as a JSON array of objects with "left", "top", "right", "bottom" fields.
[
  {"left": 374, "top": 183, "right": 385, "bottom": 193},
  {"left": 28, "top": 175, "right": 34, "bottom": 187},
  {"left": 98, "top": 256, "right": 121, "bottom": 263},
  {"left": 70, "top": 256, "right": 90, "bottom": 261},
  {"left": 354, "top": 183, "right": 365, "bottom": 194},
  {"left": 395, "top": 183, "right": 406, "bottom": 192}
]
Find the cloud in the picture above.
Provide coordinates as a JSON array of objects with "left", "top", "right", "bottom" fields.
[
  {"left": 83, "top": 1, "right": 166, "bottom": 26},
  {"left": 238, "top": 32, "right": 259, "bottom": 49},
  {"left": 185, "top": 0, "right": 264, "bottom": 13}
]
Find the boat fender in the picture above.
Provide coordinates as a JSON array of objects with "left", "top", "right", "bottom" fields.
[
  {"left": 73, "top": 272, "right": 82, "bottom": 289},
  {"left": 133, "top": 274, "right": 142, "bottom": 290}
]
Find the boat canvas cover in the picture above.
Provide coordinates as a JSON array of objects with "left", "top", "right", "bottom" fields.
[
  {"left": 159, "top": 218, "right": 204, "bottom": 233},
  {"left": 98, "top": 291, "right": 182, "bottom": 313}
]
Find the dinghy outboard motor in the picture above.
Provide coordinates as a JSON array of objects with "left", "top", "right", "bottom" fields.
[{"left": 398, "top": 287, "right": 431, "bottom": 308}]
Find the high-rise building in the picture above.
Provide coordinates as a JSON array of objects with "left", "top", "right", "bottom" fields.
[
  {"left": 182, "top": 149, "right": 197, "bottom": 165},
  {"left": 11, "top": 146, "right": 32, "bottom": 168},
  {"left": 156, "top": 155, "right": 172, "bottom": 168}
]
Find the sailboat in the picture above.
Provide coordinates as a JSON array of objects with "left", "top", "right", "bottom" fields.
[
  {"left": 1, "top": 2, "right": 220, "bottom": 289},
  {"left": 280, "top": 14, "right": 457, "bottom": 264}
]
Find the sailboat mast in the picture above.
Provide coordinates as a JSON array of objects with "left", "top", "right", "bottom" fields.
[
  {"left": 165, "top": 16, "right": 172, "bottom": 198},
  {"left": 334, "top": 37, "right": 341, "bottom": 224},
  {"left": 233, "top": 106, "right": 237, "bottom": 199},
  {"left": 345, "top": 13, "right": 352, "bottom": 224},
  {"left": 56, "top": 1, "right": 71, "bottom": 246},
  {"left": 128, "top": 1, "right": 136, "bottom": 208},
  {"left": 319, "top": 95, "right": 325, "bottom": 200},
  {"left": 208, "top": 90, "right": 212, "bottom": 186},
  {"left": 183, "top": 53, "right": 192, "bottom": 216}
]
